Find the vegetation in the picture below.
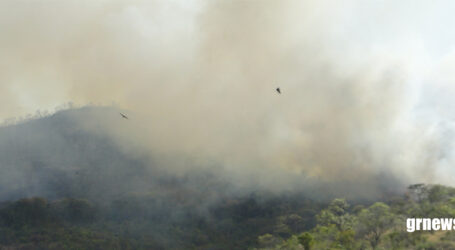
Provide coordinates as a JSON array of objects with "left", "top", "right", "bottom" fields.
[
  {"left": 0, "top": 194, "right": 321, "bottom": 249},
  {"left": 255, "top": 184, "right": 455, "bottom": 250},
  {"left": 1, "top": 184, "right": 455, "bottom": 249}
]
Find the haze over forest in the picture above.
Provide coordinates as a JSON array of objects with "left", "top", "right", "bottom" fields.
[
  {"left": 2, "top": 0, "right": 455, "bottom": 198},
  {"left": 2, "top": 1, "right": 455, "bottom": 249}
]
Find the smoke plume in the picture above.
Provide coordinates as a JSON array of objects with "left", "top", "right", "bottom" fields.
[{"left": 2, "top": 0, "right": 455, "bottom": 199}]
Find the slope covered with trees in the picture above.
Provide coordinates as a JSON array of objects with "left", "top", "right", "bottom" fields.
[
  {"left": 256, "top": 184, "right": 455, "bottom": 250},
  {"left": 0, "top": 108, "right": 453, "bottom": 249},
  {"left": 0, "top": 184, "right": 454, "bottom": 249}
]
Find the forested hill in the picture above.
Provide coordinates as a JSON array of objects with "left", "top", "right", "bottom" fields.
[
  {"left": 0, "top": 106, "right": 153, "bottom": 201},
  {"left": 0, "top": 108, "right": 453, "bottom": 249},
  {"left": 0, "top": 184, "right": 454, "bottom": 249},
  {"left": 0, "top": 106, "right": 324, "bottom": 249}
]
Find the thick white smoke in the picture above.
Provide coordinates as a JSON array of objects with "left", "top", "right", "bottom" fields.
[{"left": 1, "top": 0, "right": 455, "bottom": 197}]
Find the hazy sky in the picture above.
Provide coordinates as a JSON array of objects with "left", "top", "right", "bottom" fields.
[{"left": 2, "top": 0, "right": 455, "bottom": 192}]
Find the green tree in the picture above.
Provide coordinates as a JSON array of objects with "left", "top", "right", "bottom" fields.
[
  {"left": 298, "top": 232, "right": 314, "bottom": 250},
  {"left": 357, "top": 202, "right": 394, "bottom": 249},
  {"left": 258, "top": 233, "right": 283, "bottom": 248},
  {"left": 316, "top": 198, "right": 352, "bottom": 231},
  {"left": 312, "top": 199, "right": 356, "bottom": 249}
]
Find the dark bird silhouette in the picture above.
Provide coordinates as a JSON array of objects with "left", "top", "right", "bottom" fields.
[
  {"left": 276, "top": 87, "right": 281, "bottom": 94},
  {"left": 120, "top": 112, "right": 128, "bottom": 119}
]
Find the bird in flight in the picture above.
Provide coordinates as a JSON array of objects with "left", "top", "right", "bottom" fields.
[
  {"left": 276, "top": 87, "right": 281, "bottom": 94},
  {"left": 120, "top": 112, "right": 128, "bottom": 119}
]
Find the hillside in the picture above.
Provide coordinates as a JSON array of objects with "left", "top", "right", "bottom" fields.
[
  {"left": 0, "top": 184, "right": 454, "bottom": 249},
  {"left": 0, "top": 108, "right": 452, "bottom": 249}
]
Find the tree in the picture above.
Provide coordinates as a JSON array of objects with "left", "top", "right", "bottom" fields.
[
  {"left": 357, "top": 202, "right": 394, "bottom": 249},
  {"left": 316, "top": 198, "right": 352, "bottom": 231},
  {"left": 258, "top": 233, "right": 283, "bottom": 248},
  {"left": 312, "top": 199, "right": 356, "bottom": 249},
  {"left": 298, "top": 232, "right": 314, "bottom": 250}
]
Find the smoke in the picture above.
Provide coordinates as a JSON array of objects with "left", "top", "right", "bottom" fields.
[{"left": 1, "top": 0, "right": 455, "bottom": 198}]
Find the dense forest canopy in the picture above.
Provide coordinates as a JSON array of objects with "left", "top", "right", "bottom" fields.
[{"left": 1, "top": 183, "right": 455, "bottom": 249}]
